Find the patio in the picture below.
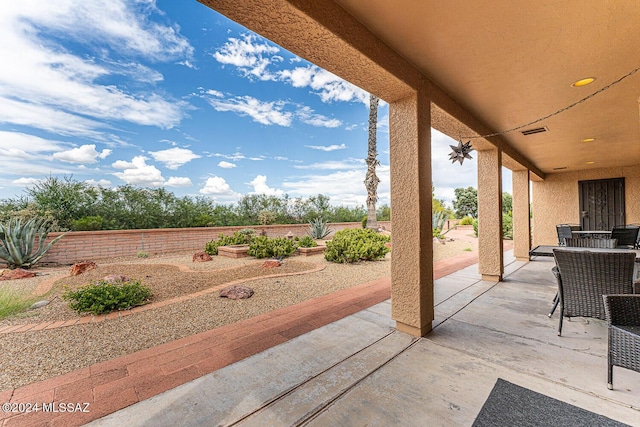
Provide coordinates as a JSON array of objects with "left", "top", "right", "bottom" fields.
[{"left": 87, "top": 253, "right": 640, "bottom": 426}]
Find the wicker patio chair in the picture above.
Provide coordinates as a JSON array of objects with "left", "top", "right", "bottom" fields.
[
  {"left": 610, "top": 225, "right": 640, "bottom": 249},
  {"left": 555, "top": 224, "right": 573, "bottom": 246},
  {"left": 552, "top": 249, "right": 637, "bottom": 336},
  {"left": 603, "top": 295, "right": 640, "bottom": 390},
  {"left": 564, "top": 238, "right": 618, "bottom": 248}
]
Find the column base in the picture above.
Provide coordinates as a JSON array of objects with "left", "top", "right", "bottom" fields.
[
  {"left": 395, "top": 321, "right": 432, "bottom": 337},
  {"left": 481, "top": 274, "right": 503, "bottom": 282},
  {"left": 515, "top": 256, "right": 531, "bottom": 262}
]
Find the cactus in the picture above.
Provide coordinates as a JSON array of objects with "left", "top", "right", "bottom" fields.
[
  {"left": 308, "top": 217, "right": 332, "bottom": 239},
  {"left": 0, "top": 217, "right": 65, "bottom": 269}
]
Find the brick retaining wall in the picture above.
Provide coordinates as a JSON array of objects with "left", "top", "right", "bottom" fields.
[{"left": 40, "top": 221, "right": 391, "bottom": 265}]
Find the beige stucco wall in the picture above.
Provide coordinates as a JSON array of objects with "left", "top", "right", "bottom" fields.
[{"left": 532, "top": 165, "right": 640, "bottom": 245}]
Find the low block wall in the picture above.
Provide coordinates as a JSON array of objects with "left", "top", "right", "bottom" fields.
[{"left": 40, "top": 221, "right": 391, "bottom": 265}]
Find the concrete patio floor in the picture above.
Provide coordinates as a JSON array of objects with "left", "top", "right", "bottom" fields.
[{"left": 88, "top": 253, "right": 640, "bottom": 426}]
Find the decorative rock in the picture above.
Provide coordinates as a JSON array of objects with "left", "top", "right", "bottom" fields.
[
  {"left": 261, "top": 260, "right": 282, "bottom": 268},
  {"left": 70, "top": 261, "right": 97, "bottom": 276},
  {"left": 193, "top": 251, "right": 213, "bottom": 262},
  {"left": 29, "top": 300, "right": 50, "bottom": 310},
  {"left": 219, "top": 285, "right": 254, "bottom": 300},
  {"left": 102, "top": 274, "right": 130, "bottom": 284},
  {"left": 0, "top": 268, "right": 36, "bottom": 280}
]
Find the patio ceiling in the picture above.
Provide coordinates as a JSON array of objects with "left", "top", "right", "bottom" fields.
[{"left": 334, "top": 0, "right": 640, "bottom": 175}]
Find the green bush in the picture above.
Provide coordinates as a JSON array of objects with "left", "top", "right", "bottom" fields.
[
  {"left": 205, "top": 231, "right": 254, "bottom": 255},
  {"left": 248, "top": 236, "right": 298, "bottom": 258},
  {"left": 62, "top": 279, "right": 152, "bottom": 315},
  {"left": 296, "top": 235, "right": 318, "bottom": 248},
  {"left": 473, "top": 219, "right": 478, "bottom": 237},
  {"left": 361, "top": 215, "right": 368, "bottom": 229},
  {"left": 502, "top": 213, "right": 513, "bottom": 240},
  {"left": 71, "top": 216, "right": 104, "bottom": 231},
  {"left": 324, "top": 228, "right": 390, "bottom": 263},
  {"left": 459, "top": 216, "right": 474, "bottom": 226}
]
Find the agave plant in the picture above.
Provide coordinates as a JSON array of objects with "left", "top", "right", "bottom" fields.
[
  {"left": 308, "top": 217, "right": 332, "bottom": 239},
  {"left": 0, "top": 217, "right": 65, "bottom": 269}
]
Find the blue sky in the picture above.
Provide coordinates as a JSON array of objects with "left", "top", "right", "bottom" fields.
[{"left": 0, "top": 0, "right": 508, "bottom": 207}]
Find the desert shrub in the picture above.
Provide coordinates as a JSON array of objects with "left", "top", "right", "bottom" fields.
[
  {"left": 309, "top": 217, "right": 332, "bottom": 239},
  {"left": 324, "top": 228, "right": 390, "bottom": 263},
  {"left": 136, "top": 251, "right": 149, "bottom": 258},
  {"left": 205, "top": 231, "right": 254, "bottom": 255},
  {"left": 296, "top": 235, "right": 318, "bottom": 248},
  {"left": 248, "top": 236, "right": 297, "bottom": 258},
  {"left": 473, "top": 219, "right": 478, "bottom": 237},
  {"left": 0, "top": 217, "right": 65, "bottom": 269},
  {"left": 361, "top": 215, "right": 368, "bottom": 229},
  {"left": 503, "top": 213, "right": 513, "bottom": 240},
  {"left": 258, "top": 210, "right": 276, "bottom": 225},
  {"left": 62, "top": 279, "right": 152, "bottom": 315},
  {"left": 71, "top": 216, "right": 104, "bottom": 231},
  {"left": 459, "top": 216, "right": 474, "bottom": 226}
]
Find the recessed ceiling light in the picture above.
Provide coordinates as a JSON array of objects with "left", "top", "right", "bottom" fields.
[
  {"left": 572, "top": 77, "right": 595, "bottom": 87},
  {"left": 582, "top": 138, "right": 596, "bottom": 142},
  {"left": 586, "top": 161, "right": 595, "bottom": 165}
]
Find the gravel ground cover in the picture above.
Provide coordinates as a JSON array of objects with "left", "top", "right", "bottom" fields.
[{"left": 0, "top": 228, "right": 480, "bottom": 390}]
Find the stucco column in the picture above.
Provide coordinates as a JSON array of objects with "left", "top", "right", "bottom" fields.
[
  {"left": 477, "top": 148, "right": 503, "bottom": 282},
  {"left": 512, "top": 169, "right": 531, "bottom": 261},
  {"left": 389, "top": 90, "right": 434, "bottom": 337}
]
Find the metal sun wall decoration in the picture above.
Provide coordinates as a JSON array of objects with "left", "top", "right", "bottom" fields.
[{"left": 449, "top": 140, "right": 474, "bottom": 165}]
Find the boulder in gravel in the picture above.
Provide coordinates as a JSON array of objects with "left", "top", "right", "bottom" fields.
[
  {"left": 29, "top": 300, "right": 50, "bottom": 310},
  {"left": 0, "top": 268, "right": 36, "bottom": 280},
  {"left": 261, "top": 260, "right": 282, "bottom": 269},
  {"left": 219, "top": 285, "right": 254, "bottom": 300},
  {"left": 193, "top": 251, "right": 213, "bottom": 262},
  {"left": 102, "top": 274, "right": 130, "bottom": 284},
  {"left": 70, "top": 261, "right": 97, "bottom": 276}
]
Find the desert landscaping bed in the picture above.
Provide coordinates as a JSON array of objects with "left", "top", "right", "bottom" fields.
[{"left": 0, "top": 228, "right": 482, "bottom": 390}]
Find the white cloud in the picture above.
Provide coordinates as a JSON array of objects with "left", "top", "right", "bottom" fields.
[
  {"left": 278, "top": 66, "right": 368, "bottom": 104},
  {"left": 85, "top": 179, "right": 112, "bottom": 187},
  {"left": 213, "top": 33, "right": 368, "bottom": 105},
  {"left": 12, "top": 177, "right": 44, "bottom": 186},
  {"left": 304, "top": 144, "right": 347, "bottom": 152},
  {"left": 205, "top": 95, "right": 292, "bottom": 126},
  {"left": 345, "top": 123, "right": 360, "bottom": 131},
  {"left": 0, "top": 0, "right": 191, "bottom": 139},
  {"left": 218, "top": 161, "right": 236, "bottom": 169},
  {"left": 111, "top": 156, "right": 164, "bottom": 187},
  {"left": 248, "top": 175, "right": 284, "bottom": 196},
  {"left": 199, "top": 176, "right": 241, "bottom": 202},
  {"left": 149, "top": 147, "right": 201, "bottom": 170},
  {"left": 212, "top": 152, "right": 246, "bottom": 161},
  {"left": 283, "top": 165, "right": 390, "bottom": 207},
  {"left": 165, "top": 176, "right": 192, "bottom": 187},
  {"left": 213, "top": 33, "right": 279, "bottom": 81},
  {"left": 0, "top": 131, "right": 65, "bottom": 159},
  {"left": 52, "top": 144, "right": 112, "bottom": 164},
  {"left": 296, "top": 106, "right": 342, "bottom": 128},
  {"left": 294, "top": 159, "right": 364, "bottom": 170},
  {"left": 273, "top": 156, "right": 288, "bottom": 161}
]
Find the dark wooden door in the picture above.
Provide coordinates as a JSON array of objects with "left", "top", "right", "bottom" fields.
[{"left": 579, "top": 178, "right": 625, "bottom": 230}]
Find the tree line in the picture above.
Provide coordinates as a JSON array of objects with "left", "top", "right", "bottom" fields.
[{"left": 0, "top": 176, "right": 390, "bottom": 231}]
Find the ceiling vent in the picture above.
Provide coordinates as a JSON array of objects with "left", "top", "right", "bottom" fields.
[
  {"left": 553, "top": 166, "right": 568, "bottom": 171},
  {"left": 521, "top": 126, "right": 548, "bottom": 136}
]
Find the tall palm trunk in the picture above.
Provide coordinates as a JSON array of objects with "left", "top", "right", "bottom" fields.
[{"left": 364, "top": 94, "right": 380, "bottom": 229}]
